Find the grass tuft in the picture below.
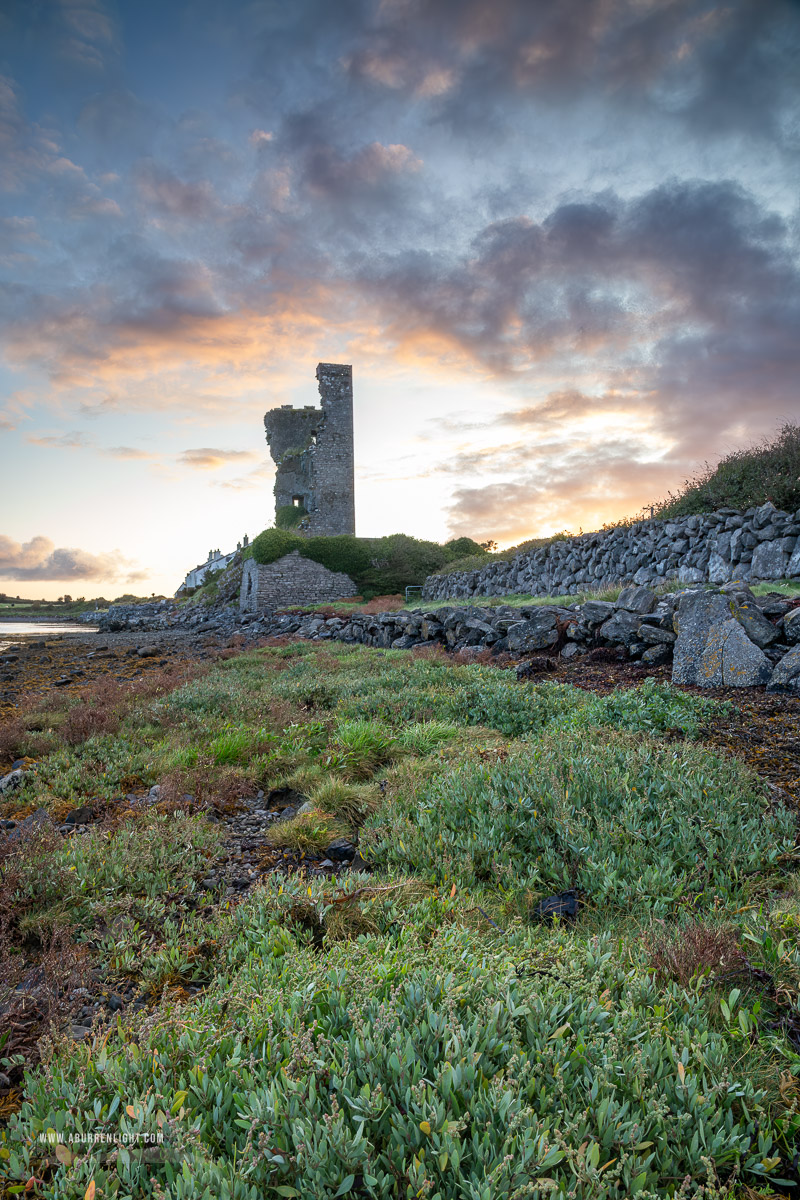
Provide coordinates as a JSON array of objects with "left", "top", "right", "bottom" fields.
[
  {"left": 305, "top": 776, "right": 380, "bottom": 825},
  {"left": 265, "top": 811, "right": 349, "bottom": 853}
]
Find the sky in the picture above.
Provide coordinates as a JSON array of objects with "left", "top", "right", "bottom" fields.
[{"left": 1, "top": 0, "right": 799, "bottom": 600}]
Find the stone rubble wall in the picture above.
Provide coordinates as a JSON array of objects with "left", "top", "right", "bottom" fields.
[
  {"left": 423, "top": 502, "right": 800, "bottom": 601},
  {"left": 239, "top": 552, "right": 357, "bottom": 612}
]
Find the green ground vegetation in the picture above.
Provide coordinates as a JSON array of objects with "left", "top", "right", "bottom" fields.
[
  {"left": 0, "top": 600, "right": 102, "bottom": 620},
  {"left": 408, "top": 579, "right": 800, "bottom": 610},
  {"left": 428, "top": 532, "right": 575, "bottom": 578},
  {"left": 275, "top": 504, "right": 309, "bottom": 530},
  {"left": 2, "top": 644, "right": 800, "bottom": 1198}
]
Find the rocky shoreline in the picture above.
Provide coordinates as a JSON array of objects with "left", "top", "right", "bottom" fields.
[{"left": 91, "top": 579, "right": 800, "bottom": 692}]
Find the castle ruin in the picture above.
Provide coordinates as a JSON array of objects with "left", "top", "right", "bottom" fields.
[{"left": 264, "top": 363, "right": 355, "bottom": 536}]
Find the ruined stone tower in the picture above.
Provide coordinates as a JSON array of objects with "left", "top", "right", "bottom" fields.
[{"left": 264, "top": 363, "right": 355, "bottom": 536}]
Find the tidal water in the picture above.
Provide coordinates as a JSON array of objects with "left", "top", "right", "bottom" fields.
[{"left": 0, "top": 620, "right": 98, "bottom": 651}]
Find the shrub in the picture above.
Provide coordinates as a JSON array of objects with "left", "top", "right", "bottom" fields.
[
  {"left": 302, "top": 534, "right": 372, "bottom": 582},
  {"left": 653, "top": 421, "right": 800, "bottom": 518},
  {"left": 6, "top": 812, "right": 224, "bottom": 925},
  {"left": 305, "top": 776, "right": 380, "bottom": 825},
  {"left": 6, "top": 901, "right": 797, "bottom": 1198},
  {"left": 265, "top": 811, "right": 347, "bottom": 852},
  {"left": 361, "top": 533, "right": 449, "bottom": 595},
  {"left": 432, "top": 531, "right": 575, "bottom": 576},
  {"left": 250, "top": 528, "right": 458, "bottom": 597},
  {"left": 275, "top": 503, "right": 307, "bottom": 530},
  {"left": 4, "top": 646, "right": 800, "bottom": 1197},
  {"left": 368, "top": 729, "right": 798, "bottom": 915},
  {"left": 250, "top": 528, "right": 302, "bottom": 565},
  {"left": 328, "top": 718, "right": 397, "bottom": 780},
  {"left": 647, "top": 922, "right": 746, "bottom": 987},
  {"left": 396, "top": 720, "right": 460, "bottom": 755},
  {"left": 443, "top": 537, "right": 486, "bottom": 560}
]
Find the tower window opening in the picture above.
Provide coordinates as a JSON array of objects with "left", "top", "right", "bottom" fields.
[{"left": 292, "top": 495, "right": 304, "bottom": 507}]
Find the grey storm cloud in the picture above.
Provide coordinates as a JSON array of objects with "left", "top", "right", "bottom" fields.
[
  {"left": 0, "top": 534, "right": 136, "bottom": 581},
  {"left": 134, "top": 159, "right": 221, "bottom": 221},
  {"left": 2, "top": 167, "right": 797, "bottom": 464},
  {"left": 344, "top": 0, "right": 800, "bottom": 146},
  {"left": 357, "top": 178, "right": 800, "bottom": 446},
  {"left": 278, "top": 109, "right": 422, "bottom": 202}
]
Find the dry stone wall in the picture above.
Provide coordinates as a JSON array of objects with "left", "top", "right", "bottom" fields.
[
  {"left": 239, "top": 552, "right": 357, "bottom": 612},
  {"left": 423, "top": 502, "right": 800, "bottom": 601}
]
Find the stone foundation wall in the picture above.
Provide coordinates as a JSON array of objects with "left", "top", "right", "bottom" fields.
[
  {"left": 239, "top": 552, "right": 357, "bottom": 612},
  {"left": 423, "top": 502, "right": 800, "bottom": 601}
]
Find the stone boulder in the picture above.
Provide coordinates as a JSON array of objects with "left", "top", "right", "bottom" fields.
[
  {"left": 672, "top": 592, "right": 732, "bottom": 685},
  {"left": 751, "top": 540, "right": 787, "bottom": 580},
  {"left": 0, "top": 768, "right": 24, "bottom": 794},
  {"left": 700, "top": 619, "right": 772, "bottom": 687},
  {"left": 598, "top": 610, "right": 641, "bottom": 647},
  {"left": 708, "top": 552, "right": 733, "bottom": 584},
  {"left": 641, "top": 644, "right": 671, "bottom": 666},
  {"left": 615, "top": 586, "right": 657, "bottom": 614},
  {"left": 732, "top": 600, "right": 781, "bottom": 649},
  {"left": 507, "top": 609, "right": 559, "bottom": 652},
  {"left": 783, "top": 608, "right": 800, "bottom": 645},
  {"left": 767, "top": 645, "right": 800, "bottom": 693},
  {"left": 580, "top": 600, "right": 616, "bottom": 625},
  {"left": 638, "top": 624, "right": 676, "bottom": 645}
]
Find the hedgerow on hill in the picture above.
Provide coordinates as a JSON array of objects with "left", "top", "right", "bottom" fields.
[
  {"left": 653, "top": 421, "right": 800, "bottom": 519},
  {"left": 250, "top": 529, "right": 487, "bottom": 597}
]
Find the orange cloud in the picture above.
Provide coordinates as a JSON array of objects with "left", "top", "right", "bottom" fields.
[
  {"left": 0, "top": 534, "right": 138, "bottom": 582},
  {"left": 177, "top": 447, "right": 259, "bottom": 470}
]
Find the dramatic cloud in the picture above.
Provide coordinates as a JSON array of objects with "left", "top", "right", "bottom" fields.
[
  {"left": 360, "top": 179, "right": 800, "bottom": 457},
  {"left": 345, "top": 0, "right": 800, "bottom": 146},
  {"left": 444, "top": 438, "right": 684, "bottom": 544},
  {"left": 134, "top": 160, "right": 221, "bottom": 222},
  {"left": 0, "top": 534, "right": 138, "bottom": 581},
  {"left": 177, "top": 448, "right": 259, "bottom": 470}
]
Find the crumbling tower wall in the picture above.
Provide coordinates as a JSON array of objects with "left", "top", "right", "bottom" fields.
[{"left": 264, "top": 363, "right": 355, "bottom": 536}]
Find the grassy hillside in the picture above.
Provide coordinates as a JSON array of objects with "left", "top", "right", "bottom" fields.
[
  {"left": 2, "top": 644, "right": 800, "bottom": 1197},
  {"left": 653, "top": 422, "right": 800, "bottom": 520}
]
